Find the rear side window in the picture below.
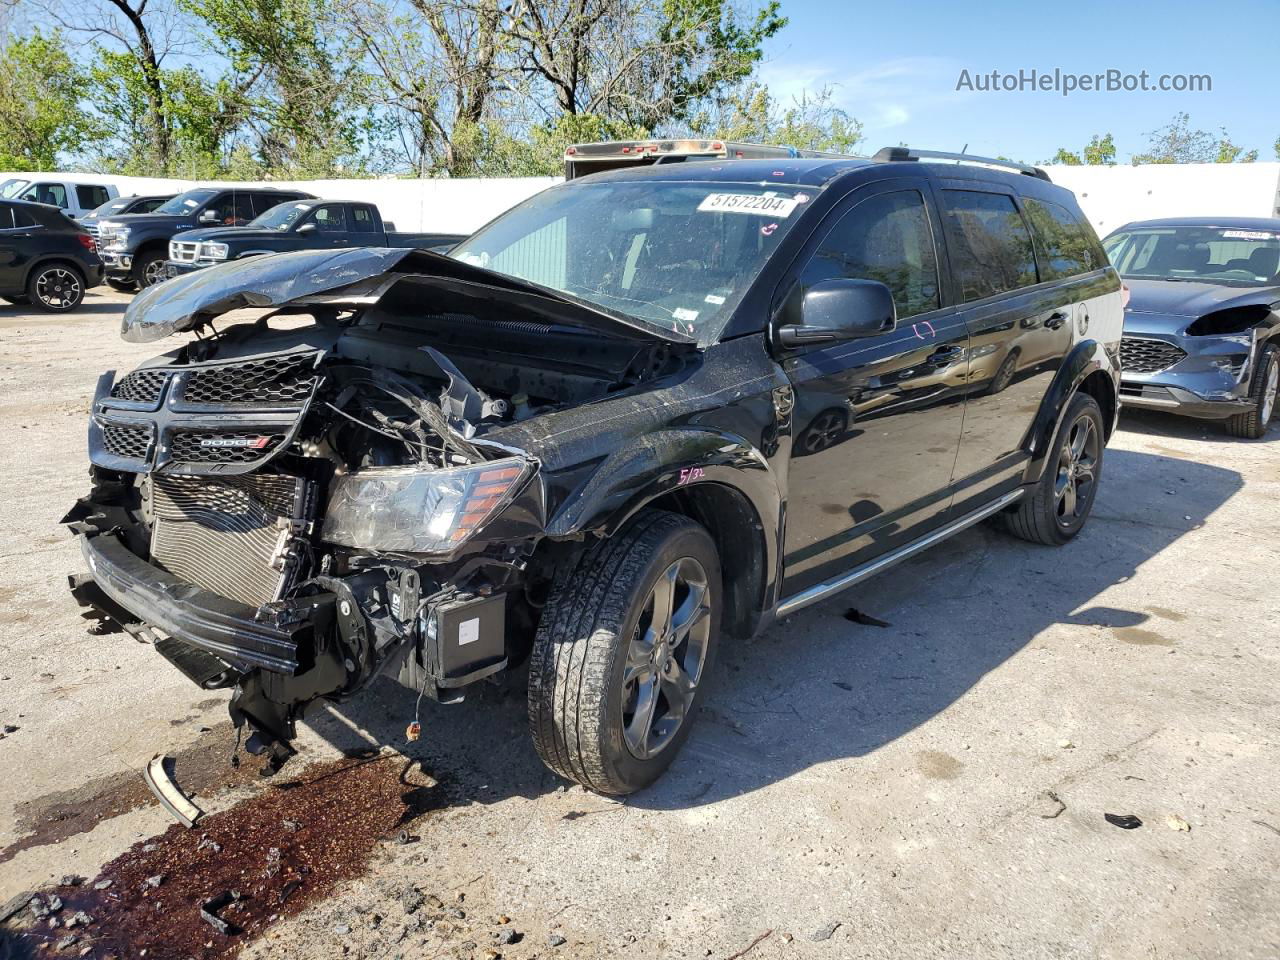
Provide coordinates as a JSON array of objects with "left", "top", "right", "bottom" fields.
[
  {"left": 77, "top": 185, "right": 111, "bottom": 209},
  {"left": 799, "top": 189, "right": 942, "bottom": 320},
  {"left": 0, "top": 204, "right": 14, "bottom": 230},
  {"left": 12, "top": 207, "right": 39, "bottom": 228},
  {"left": 941, "top": 190, "right": 1038, "bottom": 301},
  {"left": 1023, "top": 198, "right": 1103, "bottom": 280},
  {"left": 351, "top": 206, "right": 379, "bottom": 232}
]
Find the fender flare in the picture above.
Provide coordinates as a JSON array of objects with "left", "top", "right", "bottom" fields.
[
  {"left": 1022, "top": 338, "right": 1119, "bottom": 484},
  {"left": 545, "top": 427, "right": 784, "bottom": 627}
]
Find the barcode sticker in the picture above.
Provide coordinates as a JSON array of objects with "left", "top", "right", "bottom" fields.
[
  {"left": 697, "top": 193, "right": 801, "bottom": 218},
  {"left": 1222, "top": 230, "right": 1274, "bottom": 240}
]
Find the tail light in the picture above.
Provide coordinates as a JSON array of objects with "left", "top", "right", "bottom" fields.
[{"left": 78, "top": 234, "right": 96, "bottom": 254}]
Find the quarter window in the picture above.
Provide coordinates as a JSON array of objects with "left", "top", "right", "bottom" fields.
[
  {"left": 1024, "top": 198, "right": 1102, "bottom": 280},
  {"left": 941, "top": 190, "right": 1038, "bottom": 301},
  {"left": 800, "top": 190, "right": 942, "bottom": 320}
]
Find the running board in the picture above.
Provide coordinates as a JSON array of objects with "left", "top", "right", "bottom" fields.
[{"left": 775, "top": 488, "right": 1025, "bottom": 618}]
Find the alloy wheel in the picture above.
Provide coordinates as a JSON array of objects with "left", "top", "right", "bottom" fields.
[
  {"left": 1054, "top": 414, "right": 1099, "bottom": 526},
  {"left": 621, "top": 557, "right": 712, "bottom": 760},
  {"left": 35, "top": 268, "right": 81, "bottom": 309},
  {"left": 801, "top": 411, "right": 846, "bottom": 454},
  {"left": 142, "top": 259, "right": 168, "bottom": 287}
]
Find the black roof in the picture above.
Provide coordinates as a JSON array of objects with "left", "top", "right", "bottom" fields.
[{"left": 573, "top": 155, "right": 1079, "bottom": 204}]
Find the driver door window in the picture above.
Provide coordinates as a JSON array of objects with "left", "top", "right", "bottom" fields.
[{"left": 800, "top": 190, "right": 941, "bottom": 320}]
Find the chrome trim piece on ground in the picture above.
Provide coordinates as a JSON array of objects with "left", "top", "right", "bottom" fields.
[
  {"left": 775, "top": 489, "right": 1026, "bottom": 618},
  {"left": 143, "top": 753, "right": 204, "bottom": 828}
]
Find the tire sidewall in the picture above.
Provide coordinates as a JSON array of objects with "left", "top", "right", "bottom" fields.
[
  {"left": 27, "top": 263, "right": 85, "bottom": 312},
  {"left": 1042, "top": 392, "right": 1104, "bottom": 541},
  {"left": 598, "top": 523, "right": 722, "bottom": 794},
  {"left": 1253, "top": 345, "right": 1279, "bottom": 426}
]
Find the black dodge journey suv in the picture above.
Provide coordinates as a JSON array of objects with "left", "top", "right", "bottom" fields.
[{"left": 66, "top": 146, "right": 1123, "bottom": 795}]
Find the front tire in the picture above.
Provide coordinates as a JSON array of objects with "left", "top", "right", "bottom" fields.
[
  {"left": 1226, "top": 344, "right": 1279, "bottom": 439},
  {"left": 529, "top": 510, "right": 721, "bottom": 795},
  {"left": 26, "top": 263, "right": 85, "bottom": 312},
  {"left": 999, "top": 392, "right": 1104, "bottom": 545},
  {"left": 131, "top": 250, "right": 168, "bottom": 288}
]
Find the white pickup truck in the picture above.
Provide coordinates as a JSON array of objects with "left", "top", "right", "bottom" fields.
[{"left": 0, "top": 177, "right": 119, "bottom": 219}]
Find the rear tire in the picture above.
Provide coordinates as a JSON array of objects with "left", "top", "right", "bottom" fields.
[
  {"left": 999, "top": 392, "right": 1104, "bottom": 546},
  {"left": 26, "top": 263, "right": 85, "bottom": 312},
  {"left": 131, "top": 250, "right": 167, "bottom": 288},
  {"left": 1225, "top": 344, "right": 1279, "bottom": 439},
  {"left": 528, "top": 509, "right": 721, "bottom": 795}
]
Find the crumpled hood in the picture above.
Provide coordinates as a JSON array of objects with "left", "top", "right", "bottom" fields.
[
  {"left": 1124, "top": 279, "right": 1280, "bottom": 332},
  {"left": 120, "top": 247, "right": 694, "bottom": 345}
]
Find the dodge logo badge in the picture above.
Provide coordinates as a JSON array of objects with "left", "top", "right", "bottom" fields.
[{"left": 200, "top": 436, "right": 272, "bottom": 449}]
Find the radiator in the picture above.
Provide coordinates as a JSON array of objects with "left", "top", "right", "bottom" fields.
[{"left": 149, "top": 473, "right": 311, "bottom": 608}]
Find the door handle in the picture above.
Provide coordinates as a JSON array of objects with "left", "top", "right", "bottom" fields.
[
  {"left": 927, "top": 345, "right": 964, "bottom": 366},
  {"left": 1045, "top": 310, "right": 1069, "bottom": 330}
]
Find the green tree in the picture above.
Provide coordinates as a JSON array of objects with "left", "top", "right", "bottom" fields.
[
  {"left": 1133, "top": 112, "right": 1257, "bottom": 164},
  {"left": 1047, "top": 133, "right": 1116, "bottom": 166},
  {"left": 178, "top": 0, "right": 367, "bottom": 175},
  {"left": 691, "top": 83, "right": 862, "bottom": 153},
  {"left": 0, "top": 31, "right": 100, "bottom": 169}
]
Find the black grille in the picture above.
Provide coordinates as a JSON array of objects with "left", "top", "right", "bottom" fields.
[
  {"left": 182, "top": 355, "right": 318, "bottom": 405},
  {"left": 170, "top": 432, "right": 285, "bottom": 464},
  {"left": 110, "top": 370, "right": 168, "bottom": 404},
  {"left": 149, "top": 474, "right": 306, "bottom": 607},
  {"left": 102, "top": 423, "right": 153, "bottom": 460},
  {"left": 1120, "top": 337, "right": 1187, "bottom": 374}
]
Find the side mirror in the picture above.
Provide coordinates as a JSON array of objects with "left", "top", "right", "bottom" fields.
[
  {"left": 777, "top": 278, "right": 897, "bottom": 349},
  {"left": 296, "top": 222, "right": 317, "bottom": 235},
  {"left": 198, "top": 209, "right": 219, "bottom": 223}
]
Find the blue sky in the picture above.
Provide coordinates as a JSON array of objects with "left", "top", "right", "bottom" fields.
[{"left": 758, "top": 0, "right": 1279, "bottom": 163}]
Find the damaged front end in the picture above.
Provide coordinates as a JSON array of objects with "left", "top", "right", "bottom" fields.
[{"left": 65, "top": 248, "right": 688, "bottom": 772}]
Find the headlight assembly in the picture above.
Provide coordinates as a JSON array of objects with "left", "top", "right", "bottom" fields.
[
  {"left": 321, "top": 458, "right": 530, "bottom": 554},
  {"left": 201, "top": 242, "right": 230, "bottom": 260}
]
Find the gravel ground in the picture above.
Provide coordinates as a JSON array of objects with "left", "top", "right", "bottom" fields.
[{"left": 1, "top": 289, "right": 1278, "bottom": 959}]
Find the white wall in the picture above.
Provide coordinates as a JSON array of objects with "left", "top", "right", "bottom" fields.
[
  {"left": 1044, "top": 162, "right": 1280, "bottom": 237},
  {"left": 0, "top": 171, "right": 559, "bottom": 234},
  {"left": 6, "top": 163, "right": 1280, "bottom": 239}
]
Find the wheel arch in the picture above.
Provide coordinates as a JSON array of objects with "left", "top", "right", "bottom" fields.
[
  {"left": 542, "top": 427, "right": 783, "bottom": 640},
  {"left": 24, "top": 256, "right": 87, "bottom": 288},
  {"left": 1022, "top": 339, "right": 1119, "bottom": 484}
]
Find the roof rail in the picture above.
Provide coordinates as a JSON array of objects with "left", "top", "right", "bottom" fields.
[{"left": 872, "top": 146, "right": 1051, "bottom": 182}]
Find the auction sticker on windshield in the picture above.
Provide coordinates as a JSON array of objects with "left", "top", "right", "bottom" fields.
[
  {"left": 1222, "top": 230, "right": 1275, "bottom": 240},
  {"left": 697, "top": 193, "right": 801, "bottom": 217}
]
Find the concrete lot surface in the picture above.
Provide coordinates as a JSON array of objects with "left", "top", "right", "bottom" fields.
[{"left": 1, "top": 290, "right": 1278, "bottom": 959}]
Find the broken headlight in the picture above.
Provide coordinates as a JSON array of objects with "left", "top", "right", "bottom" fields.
[{"left": 321, "top": 458, "right": 529, "bottom": 554}]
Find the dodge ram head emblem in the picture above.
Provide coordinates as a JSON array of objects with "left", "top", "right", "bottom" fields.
[{"left": 200, "top": 436, "right": 272, "bottom": 449}]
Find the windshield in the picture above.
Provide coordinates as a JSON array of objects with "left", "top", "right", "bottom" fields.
[
  {"left": 154, "top": 189, "right": 218, "bottom": 216},
  {"left": 1104, "top": 225, "right": 1280, "bottom": 286},
  {"left": 450, "top": 180, "right": 814, "bottom": 339},
  {"left": 92, "top": 199, "right": 132, "bottom": 217},
  {"left": 251, "top": 201, "right": 315, "bottom": 231},
  {"left": 0, "top": 179, "right": 30, "bottom": 198}
]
